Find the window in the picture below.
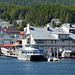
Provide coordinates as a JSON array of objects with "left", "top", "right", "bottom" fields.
[
  {"left": 59, "top": 35, "right": 60, "bottom": 38},
  {"left": 10, "top": 36, "right": 15, "bottom": 38},
  {"left": 51, "top": 40, "right": 53, "bottom": 44},
  {"left": 1, "top": 36, "right": 4, "bottom": 38},
  {"left": 2, "top": 42, "right": 4, "bottom": 44},
  {"left": 51, "top": 48, "right": 53, "bottom": 52},
  {"left": 59, "top": 34, "right": 69, "bottom": 39},
  {"left": 17, "top": 36, "right": 19, "bottom": 37},
  {"left": 62, "top": 40, "right": 64, "bottom": 42},
  {"left": 55, "top": 48, "right": 57, "bottom": 52},
  {"left": 27, "top": 38, "right": 30, "bottom": 44},
  {"left": 69, "top": 29, "right": 75, "bottom": 33},
  {"left": 55, "top": 40, "right": 57, "bottom": 44},
  {"left": 72, "top": 41, "right": 75, "bottom": 44},
  {"left": 1, "top": 41, "right": 4, "bottom": 44},
  {"left": 10, "top": 42, "right": 13, "bottom": 44},
  {"left": 62, "top": 46, "right": 65, "bottom": 48},
  {"left": 19, "top": 41, "right": 22, "bottom": 44},
  {"left": 36, "top": 40, "right": 44, "bottom": 44},
  {"left": 22, "top": 51, "right": 25, "bottom": 54}
]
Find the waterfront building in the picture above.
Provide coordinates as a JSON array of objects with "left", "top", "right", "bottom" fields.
[
  {"left": 0, "top": 26, "right": 24, "bottom": 49},
  {"left": 15, "top": 23, "right": 75, "bottom": 55}
]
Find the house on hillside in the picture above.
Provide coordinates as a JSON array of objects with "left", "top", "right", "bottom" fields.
[
  {"left": 51, "top": 19, "right": 61, "bottom": 25},
  {"left": 16, "top": 20, "right": 22, "bottom": 25},
  {"left": 0, "top": 21, "right": 11, "bottom": 28}
]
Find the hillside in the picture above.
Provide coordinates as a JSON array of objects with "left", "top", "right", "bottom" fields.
[
  {"left": 0, "top": 3, "right": 75, "bottom": 30},
  {"left": 0, "top": 0, "right": 75, "bottom": 6}
]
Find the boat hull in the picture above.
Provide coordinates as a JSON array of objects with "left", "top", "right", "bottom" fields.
[
  {"left": 18, "top": 55, "right": 44, "bottom": 61},
  {"left": 30, "top": 55, "right": 44, "bottom": 61}
]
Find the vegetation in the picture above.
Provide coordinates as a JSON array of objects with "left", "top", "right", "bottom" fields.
[
  {"left": 0, "top": 0, "right": 75, "bottom": 6},
  {"left": 0, "top": 3, "right": 75, "bottom": 30}
]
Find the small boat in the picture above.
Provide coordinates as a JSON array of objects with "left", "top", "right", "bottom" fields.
[
  {"left": 48, "top": 57, "right": 59, "bottom": 62},
  {"left": 18, "top": 44, "right": 44, "bottom": 61},
  {"left": 53, "top": 50, "right": 59, "bottom": 61},
  {"left": 53, "top": 57, "right": 59, "bottom": 61},
  {"left": 47, "top": 49, "right": 53, "bottom": 62},
  {"left": 48, "top": 50, "right": 59, "bottom": 62},
  {"left": 1, "top": 47, "right": 10, "bottom": 55},
  {"left": 48, "top": 57, "right": 53, "bottom": 62}
]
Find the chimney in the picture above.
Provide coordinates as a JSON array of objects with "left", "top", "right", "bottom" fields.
[
  {"left": 26, "top": 23, "right": 30, "bottom": 34},
  {"left": 47, "top": 24, "right": 50, "bottom": 31},
  {"left": 70, "top": 24, "right": 72, "bottom": 27}
]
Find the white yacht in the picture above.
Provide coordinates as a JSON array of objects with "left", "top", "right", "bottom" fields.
[
  {"left": 1, "top": 47, "right": 10, "bottom": 55},
  {"left": 18, "top": 45, "right": 44, "bottom": 61}
]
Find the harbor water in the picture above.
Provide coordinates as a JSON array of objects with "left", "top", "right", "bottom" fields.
[{"left": 0, "top": 56, "right": 75, "bottom": 75}]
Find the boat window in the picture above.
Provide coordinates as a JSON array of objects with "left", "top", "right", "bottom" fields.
[
  {"left": 28, "top": 52, "right": 30, "bottom": 54},
  {"left": 26, "top": 45, "right": 29, "bottom": 47},
  {"left": 30, "top": 52, "right": 32, "bottom": 53},
  {"left": 25, "top": 51, "right": 27, "bottom": 54},
  {"left": 22, "top": 51, "right": 25, "bottom": 54}
]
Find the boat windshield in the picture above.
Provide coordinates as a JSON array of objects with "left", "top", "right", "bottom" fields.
[{"left": 21, "top": 51, "right": 43, "bottom": 54}]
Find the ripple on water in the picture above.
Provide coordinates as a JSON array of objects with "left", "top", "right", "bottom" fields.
[{"left": 0, "top": 57, "right": 75, "bottom": 75}]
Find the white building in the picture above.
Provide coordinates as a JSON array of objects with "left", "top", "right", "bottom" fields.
[{"left": 15, "top": 23, "right": 75, "bottom": 54}]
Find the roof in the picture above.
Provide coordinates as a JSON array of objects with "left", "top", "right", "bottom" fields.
[
  {"left": 22, "top": 34, "right": 30, "bottom": 39},
  {"left": 61, "top": 23, "right": 75, "bottom": 30},
  {"left": 25, "top": 24, "right": 75, "bottom": 40},
  {"left": 6, "top": 27, "right": 20, "bottom": 34},
  {"left": 29, "top": 26, "right": 73, "bottom": 40},
  {"left": 19, "top": 31, "right": 24, "bottom": 35},
  {"left": 30, "top": 27, "right": 58, "bottom": 40},
  {"left": 3, "top": 29, "right": 7, "bottom": 32},
  {"left": 69, "top": 33, "right": 75, "bottom": 40},
  {"left": 0, "top": 44, "right": 14, "bottom": 47},
  {"left": 0, "top": 29, "right": 7, "bottom": 32}
]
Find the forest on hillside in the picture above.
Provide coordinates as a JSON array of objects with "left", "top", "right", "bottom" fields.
[
  {"left": 0, "top": 0, "right": 75, "bottom": 6},
  {"left": 0, "top": 3, "right": 75, "bottom": 30}
]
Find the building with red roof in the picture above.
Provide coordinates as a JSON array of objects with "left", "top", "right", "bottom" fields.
[{"left": 0, "top": 26, "right": 24, "bottom": 48}]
